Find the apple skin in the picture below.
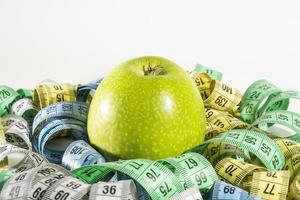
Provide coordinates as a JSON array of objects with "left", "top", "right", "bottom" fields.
[{"left": 88, "top": 56, "right": 206, "bottom": 160}]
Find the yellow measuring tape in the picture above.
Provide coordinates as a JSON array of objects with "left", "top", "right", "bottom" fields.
[
  {"left": 205, "top": 107, "right": 248, "bottom": 139},
  {"left": 33, "top": 82, "right": 76, "bottom": 109},
  {"left": 215, "top": 157, "right": 265, "bottom": 187},
  {"left": 189, "top": 71, "right": 242, "bottom": 117},
  {"left": 250, "top": 171, "right": 290, "bottom": 200}
]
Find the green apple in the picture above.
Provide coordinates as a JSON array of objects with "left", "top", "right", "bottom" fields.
[{"left": 88, "top": 56, "right": 206, "bottom": 160}]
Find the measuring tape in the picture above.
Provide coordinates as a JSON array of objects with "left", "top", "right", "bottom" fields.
[
  {"left": 72, "top": 159, "right": 185, "bottom": 199},
  {"left": 0, "top": 143, "right": 47, "bottom": 172},
  {"left": 89, "top": 180, "right": 137, "bottom": 200},
  {"left": 189, "top": 72, "right": 213, "bottom": 101},
  {"left": 203, "top": 142, "right": 250, "bottom": 166},
  {"left": 76, "top": 79, "right": 102, "bottom": 103},
  {"left": 16, "top": 88, "right": 32, "bottom": 99},
  {"left": 188, "top": 129, "right": 285, "bottom": 170},
  {"left": 258, "top": 91, "right": 300, "bottom": 115},
  {"left": 204, "top": 181, "right": 262, "bottom": 200},
  {"left": 42, "top": 176, "right": 90, "bottom": 200},
  {"left": 33, "top": 83, "right": 76, "bottom": 109},
  {"left": 1, "top": 115, "right": 31, "bottom": 150},
  {"left": 11, "top": 98, "right": 38, "bottom": 125},
  {"left": 0, "top": 86, "right": 36, "bottom": 127},
  {"left": 273, "top": 138, "right": 300, "bottom": 180},
  {"left": 194, "top": 64, "right": 223, "bottom": 81},
  {"left": 289, "top": 174, "right": 300, "bottom": 200},
  {"left": 215, "top": 157, "right": 266, "bottom": 187},
  {"left": 251, "top": 110, "right": 300, "bottom": 142},
  {"left": 0, "top": 86, "right": 20, "bottom": 117},
  {"left": 205, "top": 107, "right": 248, "bottom": 139},
  {"left": 0, "top": 164, "right": 138, "bottom": 200},
  {"left": 0, "top": 118, "right": 6, "bottom": 144},
  {"left": 162, "top": 152, "right": 218, "bottom": 193},
  {"left": 0, "top": 170, "right": 14, "bottom": 191},
  {"left": 32, "top": 101, "right": 89, "bottom": 163},
  {"left": 240, "top": 80, "right": 289, "bottom": 123},
  {"left": 250, "top": 171, "right": 290, "bottom": 200},
  {"left": 0, "top": 163, "right": 70, "bottom": 200},
  {"left": 204, "top": 80, "right": 242, "bottom": 117},
  {"left": 274, "top": 138, "right": 300, "bottom": 159},
  {"left": 72, "top": 152, "right": 219, "bottom": 199},
  {"left": 189, "top": 71, "right": 242, "bottom": 117},
  {"left": 0, "top": 120, "right": 8, "bottom": 169},
  {"left": 62, "top": 140, "right": 106, "bottom": 170}
]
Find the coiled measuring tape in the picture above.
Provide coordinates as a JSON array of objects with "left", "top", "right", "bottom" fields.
[
  {"left": 238, "top": 79, "right": 300, "bottom": 199},
  {"left": 162, "top": 152, "right": 218, "bottom": 193},
  {"left": 274, "top": 138, "right": 300, "bottom": 159},
  {"left": 62, "top": 140, "right": 106, "bottom": 170},
  {"left": 203, "top": 142, "right": 249, "bottom": 166},
  {"left": 194, "top": 64, "right": 223, "bottom": 81},
  {"left": 0, "top": 165, "right": 138, "bottom": 200},
  {"left": 72, "top": 152, "right": 218, "bottom": 199},
  {"left": 33, "top": 83, "right": 76, "bottom": 109},
  {"left": 289, "top": 174, "right": 300, "bottom": 200},
  {"left": 72, "top": 159, "right": 184, "bottom": 199},
  {"left": 273, "top": 138, "right": 300, "bottom": 181},
  {"left": 32, "top": 101, "right": 89, "bottom": 163},
  {"left": 258, "top": 90, "right": 300, "bottom": 114},
  {"left": 215, "top": 157, "right": 266, "bottom": 188},
  {"left": 0, "top": 86, "right": 20, "bottom": 117},
  {"left": 76, "top": 79, "right": 102, "bottom": 103},
  {"left": 10, "top": 98, "right": 38, "bottom": 125},
  {"left": 189, "top": 72, "right": 213, "bottom": 101},
  {"left": 205, "top": 107, "right": 248, "bottom": 139},
  {"left": 252, "top": 110, "right": 300, "bottom": 142},
  {"left": 189, "top": 71, "right": 242, "bottom": 117},
  {"left": 0, "top": 86, "right": 37, "bottom": 126},
  {"left": 0, "top": 143, "right": 47, "bottom": 172},
  {"left": 188, "top": 129, "right": 285, "bottom": 170},
  {"left": 16, "top": 88, "right": 32, "bottom": 99},
  {"left": 1, "top": 115, "right": 31, "bottom": 150},
  {"left": 204, "top": 80, "right": 242, "bottom": 117},
  {"left": 274, "top": 139, "right": 300, "bottom": 180},
  {"left": 240, "top": 80, "right": 289, "bottom": 123},
  {"left": 0, "top": 163, "right": 70, "bottom": 200}
]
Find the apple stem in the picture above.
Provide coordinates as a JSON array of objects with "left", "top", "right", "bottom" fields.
[{"left": 143, "top": 63, "right": 166, "bottom": 76}]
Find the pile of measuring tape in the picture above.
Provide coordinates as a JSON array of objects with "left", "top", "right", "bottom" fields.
[{"left": 0, "top": 64, "right": 300, "bottom": 200}]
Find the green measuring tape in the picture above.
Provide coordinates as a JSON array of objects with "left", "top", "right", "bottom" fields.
[
  {"left": 194, "top": 64, "right": 223, "bottom": 81},
  {"left": 72, "top": 159, "right": 184, "bottom": 199},
  {"left": 252, "top": 110, "right": 300, "bottom": 142},
  {"left": 163, "top": 152, "right": 218, "bottom": 193},
  {"left": 72, "top": 153, "right": 218, "bottom": 199},
  {"left": 187, "top": 129, "right": 285, "bottom": 170},
  {"left": 0, "top": 86, "right": 20, "bottom": 117},
  {"left": 240, "top": 80, "right": 289, "bottom": 123}
]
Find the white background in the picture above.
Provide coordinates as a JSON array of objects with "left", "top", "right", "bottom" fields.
[{"left": 1, "top": 0, "right": 300, "bottom": 93}]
